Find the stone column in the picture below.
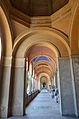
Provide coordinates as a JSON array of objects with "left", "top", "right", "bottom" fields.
[
  {"left": 35, "top": 79, "right": 37, "bottom": 90},
  {"left": 47, "top": 78, "right": 49, "bottom": 90},
  {"left": 47, "top": 78, "right": 51, "bottom": 90},
  {"left": 71, "top": 56, "right": 79, "bottom": 117},
  {"left": 53, "top": 75, "right": 56, "bottom": 87},
  {"left": 32, "top": 77, "right": 35, "bottom": 92},
  {"left": 11, "top": 58, "right": 25, "bottom": 116},
  {"left": 0, "top": 56, "right": 12, "bottom": 118},
  {"left": 31, "top": 76, "right": 33, "bottom": 92},
  {"left": 29, "top": 75, "right": 32, "bottom": 94},
  {"left": 58, "top": 57, "right": 75, "bottom": 116},
  {"left": 38, "top": 77, "right": 40, "bottom": 90},
  {"left": 33, "top": 77, "right": 35, "bottom": 91},
  {"left": 54, "top": 72, "right": 58, "bottom": 88},
  {"left": 51, "top": 77, "right": 54, "bottom": 86},
  {"left": 29, "top": 63, "right": 32, "bottom": 94},
  {"left": 0, "top": 58, "right": 2, "bottom": 91},
  {"left": 26, "top": 60, "right": 28, "bottom": 94}
]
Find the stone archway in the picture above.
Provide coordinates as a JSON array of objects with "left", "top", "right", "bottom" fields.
[
  {"left": 0, "top": 2, "right": 13, "bottom": 118},
  {"left": 0, "top": 3, "right": 12, "bottom": 56},
  {"left": 0, "top": 0, "right": 79, "bottom": 118},
  {"left": 13, "top": 27, "right": 70, "bottom": 57},
  {"left": 8, "top": 27, "right": 76, "bottom": 117},
  {"left": 38, "top": 73, "right": 50, "bottom": 90}
]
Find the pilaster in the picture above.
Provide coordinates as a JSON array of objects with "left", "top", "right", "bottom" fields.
[
  {"left": 71, "top": 55, "right": 79, "bottom": 117},
  {"left": 58, "top": 57, "right": 75, "bottom": 116},
  {"left": 0, "top": 56, "right": 12, "bottom": 118},
  {"left": 11, "top": 58, "right": 25, "bottom": 116}
]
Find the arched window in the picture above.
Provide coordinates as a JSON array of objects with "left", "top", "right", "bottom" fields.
[{"left": 0, "top": 37, "right": 1, "bottom": 60}]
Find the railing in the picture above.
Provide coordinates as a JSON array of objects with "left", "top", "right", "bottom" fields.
[{"left": 25, "top": 90, "right": 40, "bottom": 106}]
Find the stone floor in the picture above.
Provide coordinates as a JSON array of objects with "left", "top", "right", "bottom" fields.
[{"left": 2, "top": 89, "right": 78, "bottom": 119}]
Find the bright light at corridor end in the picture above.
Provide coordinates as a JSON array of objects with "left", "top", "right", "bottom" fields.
[{"left": 0, "top": 37, "right": 1, "bottom": 59}]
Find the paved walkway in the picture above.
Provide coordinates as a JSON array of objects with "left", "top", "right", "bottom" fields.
[
  {"left": 25, "top": 89, "right": 60, "bottom": 119},
  {"left": 4, "top": 89, "right": 77, "bottom": 119}
]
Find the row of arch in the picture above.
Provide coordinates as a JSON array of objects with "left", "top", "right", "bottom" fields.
[
  {"left": 0, "top": 0, "right": 79, "bottom": 118},
  {"left": 0, "top": 1, "right": 79, "bottom": 58}
]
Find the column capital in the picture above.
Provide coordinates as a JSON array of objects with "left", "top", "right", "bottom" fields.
[
  {"left": 58, "top": 56, "right": 70, "bottom": 60},
  {"left": 12, "top": 57, "right": 25, "bottom": 68},
  {"left": 70, "top": 55, "right": 79, "bottom": 58},
  {"left": 2, "top": 56, "right": 12, "bottom": 67}
]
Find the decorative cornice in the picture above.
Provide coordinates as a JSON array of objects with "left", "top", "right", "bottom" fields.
[
  {"left": 31, "top": 16, "right": 51, "bottom": 27},
  {"left": 1, "top": 0, "right": 30, "bottom": 28},
  {"left": 1, "top": 0, "right": 73, "bottom": 30},
  {"left": 70, "top": 55, "right": 79, "bottom": 58},
  {"left": 10, "top": 8, "right": 30, "bottom": 28},
  {"left": 58, "top": 56, "right": 70, "bottom": 60}
]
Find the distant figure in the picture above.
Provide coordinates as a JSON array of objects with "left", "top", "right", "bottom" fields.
[
  {"left": 55, "top": 89, "right": 59, "bottom": 103},
  {"left": 52, "top": 91, "right": 54, "bottom": 98}
]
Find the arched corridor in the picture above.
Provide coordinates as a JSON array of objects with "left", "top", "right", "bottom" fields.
[{"left": 0, "top": 0, "right": 79, "bottom": 119}]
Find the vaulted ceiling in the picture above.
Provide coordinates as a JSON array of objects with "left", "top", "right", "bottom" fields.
[
  {"left": 27, "top": 45, "right": 57, "bottom": 78},
  {"left": 9, "top": 0, "right": 69, "bottom": 16}
]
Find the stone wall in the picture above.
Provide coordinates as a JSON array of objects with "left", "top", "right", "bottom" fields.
[
  {"left": 72, "top": 57, "right": 79, "bottom": 116},
  {"left": 58, "top": 57, "right": 75, "bottom": 116}
]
